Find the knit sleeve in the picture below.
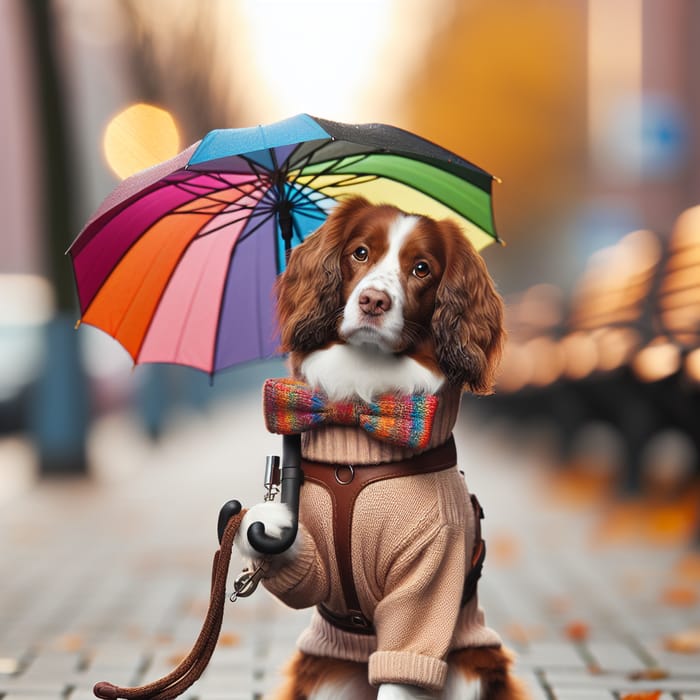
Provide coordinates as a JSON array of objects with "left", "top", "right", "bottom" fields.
[
  {"left": 368, "top": 523, "right": 466, "bottom": 691},
  {"left": 261, "top": 523, "right": 330, "bottom": 609}
]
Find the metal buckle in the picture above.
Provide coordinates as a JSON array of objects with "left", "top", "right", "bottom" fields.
[{"left": 349, "top": 611, "right": 372, "bottom": 629}]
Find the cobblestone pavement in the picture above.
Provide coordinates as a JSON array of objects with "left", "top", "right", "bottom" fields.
[{"left": 1, "top": 392, "right": 699, "bottom": 699}]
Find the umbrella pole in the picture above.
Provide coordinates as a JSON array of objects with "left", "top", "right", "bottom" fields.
[
  {"left": 245, "top": 433, "right": 302, "bottom": 555},
  {"left": 275, "top": 169, "right": 294, "bottom": 263},
  {"left": 217, "top": 433, "right": 302, "bottom": 554},
  {"left": 277, "top": 204, "right": 294, "bottom": 263}
]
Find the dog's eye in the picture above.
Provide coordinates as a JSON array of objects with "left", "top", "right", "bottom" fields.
[
  {"left": 352, "top": 246, "right": 369, "bottom": 262},
  {"left": 412, "top": 261, "right": 431, "bottom": 278}
]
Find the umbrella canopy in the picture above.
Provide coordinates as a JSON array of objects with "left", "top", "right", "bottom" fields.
[{"left": 70, "top": 114, "right": 500, "bottom": 375}]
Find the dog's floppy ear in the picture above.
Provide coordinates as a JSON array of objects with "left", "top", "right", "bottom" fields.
[
  {"left": 276, "top": 196, "right": 371, "bottom": 354},
  {"left": 431, "top": 221, "right": 505, "bottom": 394}
]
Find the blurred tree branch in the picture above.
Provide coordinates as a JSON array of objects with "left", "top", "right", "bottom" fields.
[{"left": 119, "top": 0, "right": 243, "bottom": 140}]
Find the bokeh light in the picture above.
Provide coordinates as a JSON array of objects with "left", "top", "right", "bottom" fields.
[
  {"left": 632, "top": 338, "right": 682, "bottom": 383},
  {"left": 685, "top": 348, "right": 700, "bottom": 383},
  {"left": 237, "top": 0, "right": 395, "bottom": 121},
  {"left": 103, "top": 103, "right": 181, "bottom": 180}
]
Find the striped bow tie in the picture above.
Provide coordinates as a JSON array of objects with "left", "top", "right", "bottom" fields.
[{"left": 263, "top": 378, "right": 439, "bottom": 450}]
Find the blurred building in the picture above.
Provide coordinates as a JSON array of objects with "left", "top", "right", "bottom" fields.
[{"left": 400, "top": 0, "right": 700, "bottom": 294}]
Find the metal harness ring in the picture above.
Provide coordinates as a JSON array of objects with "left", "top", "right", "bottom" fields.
[{"left": 334, "top": 464, "right": 355, "bottom": 485}]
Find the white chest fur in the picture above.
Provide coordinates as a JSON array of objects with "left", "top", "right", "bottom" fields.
[{"left": 300, "top": 343, "right": 444, "bottom": 402}]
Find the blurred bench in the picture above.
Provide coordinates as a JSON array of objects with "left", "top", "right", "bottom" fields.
[{"left": 489, "top": 205, "right": 700, "bottom": 496}]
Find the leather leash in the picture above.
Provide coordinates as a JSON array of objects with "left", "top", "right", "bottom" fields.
[{"left": 93, "top": 506, "right": 248, "bottom": 700}]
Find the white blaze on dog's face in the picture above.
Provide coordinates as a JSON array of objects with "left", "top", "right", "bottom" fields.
[{"left": 337, "top": 210, "right": 445, "bottom": 354}]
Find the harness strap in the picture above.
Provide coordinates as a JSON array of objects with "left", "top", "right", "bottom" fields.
[
  {"left": 463, "top": 494, "right": 485, "bottom": 607},
  {"left": 301, "top": 437, "right": 476, "bottom": 635}
]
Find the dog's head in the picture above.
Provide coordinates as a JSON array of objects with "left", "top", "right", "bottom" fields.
[{"left": 276, "top": 197, "right": 504, "bottom": 394}]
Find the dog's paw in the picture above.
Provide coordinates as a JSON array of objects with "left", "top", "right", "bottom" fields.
[
  {"left": 235, "top": 502, "right": 297, "bottom": 560},
  {"left": 377, "top": 683, "right": 438, "bottom": 700}
]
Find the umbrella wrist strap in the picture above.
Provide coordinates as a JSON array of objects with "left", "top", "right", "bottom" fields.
[{"left": 93, "top": 508, "right": 248, "bottom": 700}]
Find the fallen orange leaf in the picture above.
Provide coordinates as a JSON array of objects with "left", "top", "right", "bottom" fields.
[
  {"left": 661, "top": 585, "right": 699, "bottom": 607},
  {"left": 628, "top": 668, "right": 669, "bottom": 681},
  {"left": 503, "top": 622, "right": 546, "bottom": 644},
  {"left": 54, "top": 634, "right": 84, "bottom": 652},
  {"left": 664, "top": 628, "right": 700, "bottom": 653},
  {"left": 489, "top": 533, "right": 521, "bottom": 566},
  {"left": 620, "top": 692, "right": 662, "bottom": 700},
  {"left": 647, "top": 504, "right": 696, "bottom": 544},
  {"left": 564, "top": 620, "right": 589, "bottom": 641},
  {"left": 218, "top": 632, "right": 241, "bottom": 647},
  {"left": 546, "top": 466, "right": 611, "bottom": 506},
  {"left": 167, "top": 651, "right": 188, "bottom": 666}
]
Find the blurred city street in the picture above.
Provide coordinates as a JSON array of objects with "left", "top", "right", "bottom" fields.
[{"left": 2, "top": 0, "right": 700, "bottom": 699}]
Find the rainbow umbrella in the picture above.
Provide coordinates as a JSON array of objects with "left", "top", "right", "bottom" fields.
[{"left": 69, "top": 114, "right": 500, "bottom": 375}]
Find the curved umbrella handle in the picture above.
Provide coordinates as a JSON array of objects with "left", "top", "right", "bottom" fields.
[
  {"left": 247, "top": 434, "right": 303, "bottom": 555},
  {"left": 217, "top": 499, "right": 242, "bottom": 544}
]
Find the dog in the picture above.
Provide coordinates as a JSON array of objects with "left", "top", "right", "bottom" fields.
[{"left": 237, "top": 196, "right": 530, "bottom": 700}]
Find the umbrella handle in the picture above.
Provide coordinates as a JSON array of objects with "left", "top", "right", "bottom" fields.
[
  {"left": 246, "top": 434, "right": 303, "bottom": 555},
  {"left": 217, "top": 499, "right": 243, "bottom": 544}
]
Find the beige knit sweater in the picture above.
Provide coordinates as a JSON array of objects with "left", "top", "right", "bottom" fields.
[{"left": 262, "top": 386, "right": 502, "bottom": 692}]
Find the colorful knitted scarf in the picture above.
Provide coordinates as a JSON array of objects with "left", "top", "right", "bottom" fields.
[{"left": 263, "top": 378, "right": 439, "bottom": 450}]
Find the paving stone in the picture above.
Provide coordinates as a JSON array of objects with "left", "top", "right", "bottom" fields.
[
  {"left": 586, "top": 640, "right": 646, "bottom": 671},
  {"left": 519, "top": 642, "right": 588, "bottom": 669},
  {"left": 1, "top": 694, "right": 68, "bottom": 700},
  {"left": 545, "top": 668, "right": 700, "bottom": 693},
  {"left": 550, "top": 689, "right": 615, "bottom": 699},
  {"left": 0, "top": 676, "right": 70, "bottom": 694}
]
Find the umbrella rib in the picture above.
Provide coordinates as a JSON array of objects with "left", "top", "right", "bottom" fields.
[
  {"left": 171, "top": 178, "right": 265, "bottom": 204},
  {"left": 299, "top": 173, "right": 379, "bottom": 194},
  {"left": 289, "top": 154, "right": 372, "bottom": 193},
  {"left": 179, "top": 199, "right": 260, "bottom": 219},
  {"left": 192, "top": 206, "right": 273, "bottom": 243},
  {"left": 234, "top": 208, "right": 279, "bottom": 245},
  {"left": 290, "top": 157, "right": 403, "bottom": 206},
  {"left": 234, "top": 156, "right": 275, "bottom": 189},
  {"left": 286, "top": 138, "right": 371, "bottom": 173}
]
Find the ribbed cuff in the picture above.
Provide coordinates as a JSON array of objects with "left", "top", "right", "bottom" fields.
[{"left": 368, "top": 651, "right": 447, "bottom": 691}]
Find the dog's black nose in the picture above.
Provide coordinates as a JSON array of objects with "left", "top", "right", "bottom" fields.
[{"left": 359, "top": 288, "right": 392, "bottom": 315}]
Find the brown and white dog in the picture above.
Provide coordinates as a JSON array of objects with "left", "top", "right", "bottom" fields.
[{"left": 237, "top": 197, "right": 529, "bottom": 700}]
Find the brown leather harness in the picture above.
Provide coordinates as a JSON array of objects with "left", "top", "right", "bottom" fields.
[{"left": 300, "top": 436, "right": 486, "bottom": 635}]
